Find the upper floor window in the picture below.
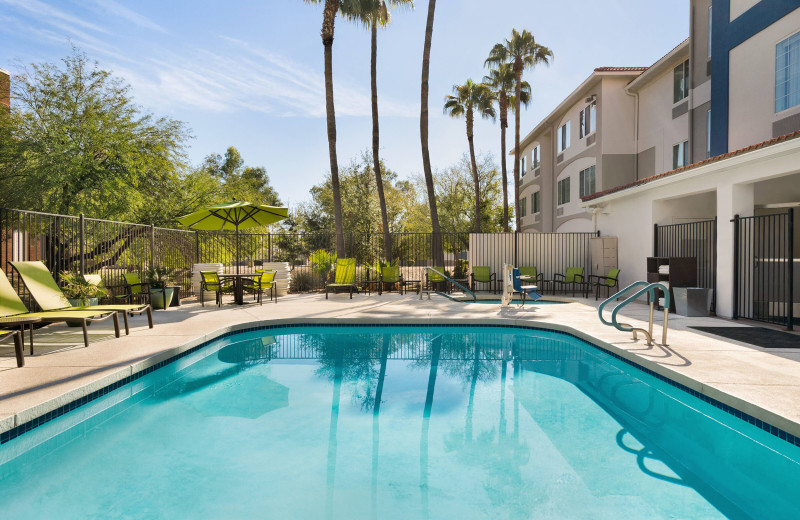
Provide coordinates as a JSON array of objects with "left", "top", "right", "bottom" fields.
[
  {"left": 673, "top": 59, "right": 690, "bottom": 103},
  {"left": 557, "top": 177, "right": 570, "bottom": 205},
  {"left": 673, "top": 140, "right": 689, "bottom": 169},
  {"left": 578, "top": 165, "right": 596, "bottom": 197},
  {"left": 520, "top": 155, "right": 526, "bottom": 176},
  {"left": 776, "top": 31, "right": 800, "bottom": 112},
  {"left": 558, "top": 121, "right": 571, "bottom": 152},
  {"left": 532, "top": 144, "right": 540, "bottom": 169},
  {"left": 519, "top": 197, "right": 527, "bottom": 217},
  {"left": 532, "top": 191, "right": 540, "bottom": 214},
  {"left": 580, "top": 102, "right": 596, "bottom": 138}
]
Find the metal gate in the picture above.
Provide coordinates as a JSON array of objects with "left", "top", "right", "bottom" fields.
[
  {"left": 732, "top": 209, "right": 795, "bottom": 330},
  {"left": 653, "top": 218, "right": 717, "bottom": 313}
]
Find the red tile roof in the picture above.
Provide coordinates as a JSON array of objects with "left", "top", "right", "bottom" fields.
[
  {"left": 581, "top": 129, "right": 800, "bottom": 203},
  {"left": 593, "top": 67, "right": 648, "bottom": 72}
]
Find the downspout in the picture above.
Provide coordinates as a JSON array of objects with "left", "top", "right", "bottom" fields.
[
  {"left": 624, "top": 84, "right": 639, "bottom": 181},
  {"left": 688, "top": 2, "right": 695, "bottom": 163}
]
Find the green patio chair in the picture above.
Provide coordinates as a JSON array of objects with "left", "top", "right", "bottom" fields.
[
  {"left": 425, "top": 266, "right": 448, "bottom": 292},
  {"left": 200, "top": 271, "right": 234, "bottom": 307},
  {"left": 10, "top": 261, "right": 153, "bottom": 335},
  {"left": 122, "top": 272, "right": 151, "bottom": 305},
  {"left": 0, "top": 328, "right": 24, "bottom": 367},
  {"left": 518, "top": 266, "right": 543, "bottom": 285},
  {"left": 245, "top": 270, "right": 277, "bottom": 305},
  {"left": 470, "top": 266, "right": 497, "bottom": 293},
  {"left": 326, "top": 258, "right": 358, "bottom": 299},
  {"left": 588, "top": 268, "right": 621, "bottom": 301},
  {"left": 0, "top": 269, "right": 120, "bottom": 353},
  {"left": 552, "top": 267, "right": 587, "bottom": 297},
  {"left": 380, "top": 265, "right": 404, "bottom": 294}
]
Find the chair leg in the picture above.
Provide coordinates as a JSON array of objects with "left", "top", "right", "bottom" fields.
[
  {"left": 13, "top": 331, "right": 24, "bottom": 367},
  {"left": 146, "top": 306, "right": 154, "bottom": 328},
  {"left": 82, "top": 320, "right": 89, "bottom": 348},
  {"left": 121, "top": 311, "right": 130, "bottom": 335}
]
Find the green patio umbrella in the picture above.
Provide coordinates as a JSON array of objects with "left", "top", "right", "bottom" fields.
[{"left": 176, "top": 200, "right": 289, "bottom": 273}]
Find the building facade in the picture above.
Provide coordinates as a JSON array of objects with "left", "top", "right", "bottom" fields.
[{"left": 0, "top": 68, "right": 9, "bottom": 109}]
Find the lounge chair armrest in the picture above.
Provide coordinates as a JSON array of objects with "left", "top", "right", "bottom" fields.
[{"left": 553, "top": 273, "right": 566, "bottom": 281}]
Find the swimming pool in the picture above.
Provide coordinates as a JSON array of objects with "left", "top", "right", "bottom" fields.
[
  {"left": 1, "top": 325, "right": 798, "bottom": 519},
  {"left": 459, "top": 299, "right": 566, "bottom": 304}
]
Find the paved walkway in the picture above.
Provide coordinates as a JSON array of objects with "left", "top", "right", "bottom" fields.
[{"left": 1, "top": 292, "right": 799, "bottom": 440}]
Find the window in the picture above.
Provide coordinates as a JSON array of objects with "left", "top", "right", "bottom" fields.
[
  {"left": 558, "top": 121, "right": 571, "bottom": 152},
  {"left": 673, "top": 141, "right": 689, "bottom": 169},
  {"left": 519, "top": 197, "right": 527, "bottom": 217},
  {"left": 557, "top": 177, "right": 570, "bottom": 205},
  {"left": 708, "top": 7, "right": 712, "bottom": 58},
  {"left": 673, "top": 59, "right": 690, "bottom": 103},
  {"left": 706, "top": 110, "right": 711, "bottom": 158},
  {"left": 578, "top": 165, "right": 596, "bottom": 197},
  {"left": 580, "top": 102, "right": 596, "bottom": 138},
  {"left": 520, "top": 155, "right": 526, "bottom": 175},
  {"left": 776, "top": 32, "right": 800, "bottom": 112},
  {"left": 531, "top": 191, "right": 540, "bottom": 214},
  {"left": 532, "top": 145, "right": 540, "bottom": 169}
]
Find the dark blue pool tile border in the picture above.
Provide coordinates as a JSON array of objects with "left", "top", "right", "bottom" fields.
[{"left": 2, "top": 322, "right": 799, "bottom": 449}]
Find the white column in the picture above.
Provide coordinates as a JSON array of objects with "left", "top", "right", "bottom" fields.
[{"left": 716, "top": 183, "right": 754, "bottom": 318}]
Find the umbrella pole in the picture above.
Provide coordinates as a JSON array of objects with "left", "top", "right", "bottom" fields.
[{"left": 236, "top": 226, "right": 240, "bottom": 275}]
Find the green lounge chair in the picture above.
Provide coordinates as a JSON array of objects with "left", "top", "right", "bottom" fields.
[
  {"left": 200, "top": 271, "right": 234, "bottom": 307},
  {"left": 121, "top": 272, "right": 151, "bottom": 305},
  {"left": 245, "top": 270, "right": 277, "bottom": 305},
  {"left": 380, "top": 265, "right": 404, "bottom": 294},
  {"left": 552, "top": 267, "right": 587, "bottom": 297},
  {"left": 326, "top": 258, "right": 358, "bottom": 299},
  {"left": 470, "top": 266, "right": 497, "bottom": 293},
  {"left": 0, "top": 328, "right": 24, "bottom": 367},
  {"left": 425, "top": 266, "right": 448, "bottom": 292},
  {"left": 588, "top": 268, "right": 621, "bottom": 300},
  {"left": 10, "top": 261, "right": 153, "bottom": 335},
  {"left": 0, "top": 269, "right": 120, "bottom": 353}
]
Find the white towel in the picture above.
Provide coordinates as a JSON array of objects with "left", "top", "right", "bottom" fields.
[{"left": 658, "top": 266, "right": 669, "bottom": 274}]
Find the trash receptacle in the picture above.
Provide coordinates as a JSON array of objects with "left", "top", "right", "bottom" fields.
[{"left": 673, "top": 287, "right": 712, "bottom": 317}]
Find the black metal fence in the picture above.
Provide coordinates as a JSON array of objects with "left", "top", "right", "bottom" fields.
[
  {"left": 654, "top": 218, "right": 717, "bottom": 313},
  {"left": 1, "top": 207, "right": 600, "bottom": 301},
  {"left": 733, "top": 210, "right": 796, "bottom": 330}
]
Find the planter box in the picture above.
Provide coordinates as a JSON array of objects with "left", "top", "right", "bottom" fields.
[
  {"left": 673, "top": 287, "right": 712, "bottom": 317},
  {"left": 149, "top": 287, "right": 176, "bottom": 310}
]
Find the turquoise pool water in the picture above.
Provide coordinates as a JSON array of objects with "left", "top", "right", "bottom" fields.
[
  {"left": 460, "top": 299, "right": 565, "bottom": 304},
  {"left": 1, "top": 325, "right": 799, "bottom": 519}
]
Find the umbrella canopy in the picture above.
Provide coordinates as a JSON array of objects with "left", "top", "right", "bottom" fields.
[
  {"left": 176, "top": 201, "right": 288, "bottom": 273},
  {"left": 176, "top": 200, "right": 289, "bottom": 231}
]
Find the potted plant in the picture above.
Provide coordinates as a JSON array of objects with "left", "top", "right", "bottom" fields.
[
  {"left": 60, "top": 271, "right": 108, "bottom": 307},
  {"left": 146, "top": 267, "right": 176, "bottom": 310}
]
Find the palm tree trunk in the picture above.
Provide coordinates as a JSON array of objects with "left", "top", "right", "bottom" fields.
[
  {"left": 514, "top": 64, "right": 522, "bottom": 231},
  {"left": 466, "top": 111, "right": 481, "bottom": 233},
  {"left": 323, "top": 0, "right": 345, "bottom": 258},
  {"left": 372, "top": 21, "right": 392, "bottom": 261},
  {"left": 420, "top": 0, "right": 443, "bottom": 265},
  {"left": 499, "top": 95, "right": 509, "bottom": 232}
]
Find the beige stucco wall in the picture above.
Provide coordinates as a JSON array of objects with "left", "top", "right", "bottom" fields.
[
  {"left": 730, "top": 0, "right": 761, "bottom": 21},
  {"left": 600, "top": 78, "right": 636, "bottom": 155},
  {"left": 637, "top": 56, "right": 691, "bottom": 174},
  {"left": 729, "top": 8, "right": 800, "bottom": 151}
]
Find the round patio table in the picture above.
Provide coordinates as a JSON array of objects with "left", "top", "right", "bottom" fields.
[
  {"left": 0, "top": 316, "right": 42, "bottom": 358},
  {"left": 219, "top": 274, "right": 256, "bottom": 305}
]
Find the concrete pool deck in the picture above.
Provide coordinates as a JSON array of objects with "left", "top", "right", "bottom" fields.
[{"left": 1, "top": 292, "right": 799, "bottom": 441}]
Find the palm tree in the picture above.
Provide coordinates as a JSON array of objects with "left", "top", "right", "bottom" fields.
[
  {"left": 443, "top": 80, "right": 496, "bottom": 233},
  {"left": 420, "top": 0, "right": 443, "bottom": 265},
  {"left": 484, "top": 65, "right": 531, "bottom": 232},
  {"left": 485, "top": 29, "right": 552, "bottom": 231},
  {"left": 306, "top": 0, "right": 380, "bottom": 257},
  {"left": 350, "top": 1, "right": 413, "bottom": 262}
]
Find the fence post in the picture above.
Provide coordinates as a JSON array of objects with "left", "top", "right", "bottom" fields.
[
  {"left": 514, "top": 230, "right": 518, "bottom": 267},
  {"left": 150, "top": 224, "right": 155, "bottom": 270},
  {"left": 732, "top": 215, "right": 740, "bottom": 320},
  {"left": 268, "top": 233, "right": 272, "bottom": 263},
  {"left": 712, "top": 217, "right": 718, "bottom": 314},
  {"left": 787, "top": 208, "right": 794, "bottom": 331},
  {"left": 195, "top": 231, "right": 200, "bottom": 264},
  {"left": 79, "top": 213, "right": 86, "bottom": 275},
  {"left": 653, "top": 223, "right": 659, "bottom": 257}
]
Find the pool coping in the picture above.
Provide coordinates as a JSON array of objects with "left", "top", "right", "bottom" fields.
[{"left": 2, "top": 316, "right": 799, "bottom": 449}]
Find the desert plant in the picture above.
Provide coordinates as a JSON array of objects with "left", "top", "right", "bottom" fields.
[
  {"left": 60, "top": 271, "right": 108, "bottom": 305},
  {"left": 146, "top": 266, "right": 174, "bottom": 289},
  {"left": 290, "top": 271, "right": 314, "bottom": 293}
]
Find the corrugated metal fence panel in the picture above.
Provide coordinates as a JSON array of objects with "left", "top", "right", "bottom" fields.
[{"left": 655, "top": 219, "right": 717, "bottom": 313}]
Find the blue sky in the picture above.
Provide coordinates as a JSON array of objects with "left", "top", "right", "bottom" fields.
[{"left": 0, "top": 0, "right": 688, "bottom": 208}]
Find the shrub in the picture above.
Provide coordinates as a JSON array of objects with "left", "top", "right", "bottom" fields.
[{"left": 290, "top": 271, "right": 314, "bottom": 293}]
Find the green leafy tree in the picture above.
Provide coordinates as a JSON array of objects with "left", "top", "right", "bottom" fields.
[
  {"left": 199, "top": 147, "right": 282, "bottom": 206},
  {"left": 0, "top": 48, "right": 191, "bottom": 221},
  {"left": 485, "top": 29, "right": 552, "bottom": 230},
  {"left": 484, "top": 64, "right": 531, "bottom": 232},
  {"left": 444, "top": 79, "right": 496, "bottom": 232}
]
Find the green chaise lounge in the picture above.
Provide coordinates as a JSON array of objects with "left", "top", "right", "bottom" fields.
[
  {"left": 326, "top": 258, "right": 358, "bottom": 299},
  {"left": 0, "top": 269, "right": 120, "bottom": 353},
  {"left": 11, "top": 261, "right": 153, "bottom": 335}
]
